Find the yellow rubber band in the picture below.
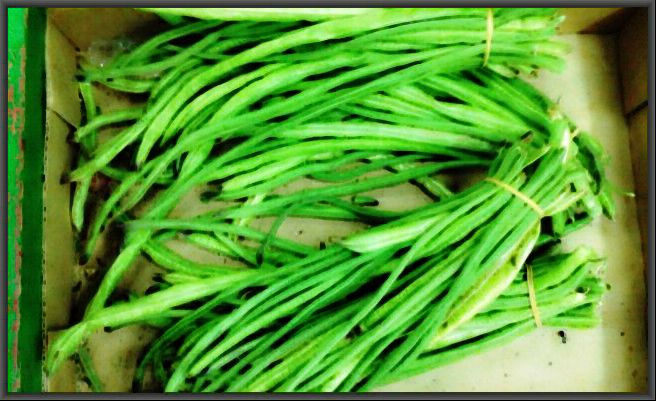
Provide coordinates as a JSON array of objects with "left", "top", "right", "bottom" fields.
[
  {"left": 484, "top": 177, "right": 545, "bottom": 216},
  {"left": 526, "top": 264, "right": 542, "bottom": 328},
  {"left": 483, "top": 8, "right": 494, "bottom": 67}
]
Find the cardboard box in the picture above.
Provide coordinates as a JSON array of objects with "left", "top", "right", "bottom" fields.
[{"left": 23, "top": 7, "right": 651, "bottom": 392}]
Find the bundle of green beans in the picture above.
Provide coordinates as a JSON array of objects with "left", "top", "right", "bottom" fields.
[
  {"left": 48, "top": 8, "right": 615, "bottom": 392},
  {"left": 49, "top": 130, "right": 607, "bottom": 391},
  {"left": 70, "top": 8, "right": 567, "bottom": 232}
]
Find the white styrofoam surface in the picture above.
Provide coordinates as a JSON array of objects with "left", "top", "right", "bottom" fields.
[{"left": 379, "top": 35, "right": 647, "bottom": 392}]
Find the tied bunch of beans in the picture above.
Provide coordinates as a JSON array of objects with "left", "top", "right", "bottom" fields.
[{"left": 49, "top": 8, "right": 614, "bottom": 392}]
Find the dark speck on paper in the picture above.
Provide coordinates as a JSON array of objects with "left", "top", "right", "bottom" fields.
[
  {"left": 620, "top": 331, "right": 625, "bottom": 337},
  {"left": 548, "top": 361, "right": 552, "bottom": 366},
  {"left": 557, "top": 330, "right": 567, "bottom": 344}
]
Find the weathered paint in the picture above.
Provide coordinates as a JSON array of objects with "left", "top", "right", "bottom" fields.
[
  {"left": 8, "top": 7, "right": 27, "bottom": 393},
  {"left": 8, "top": 7, "right": 47, "bottom": 392}
]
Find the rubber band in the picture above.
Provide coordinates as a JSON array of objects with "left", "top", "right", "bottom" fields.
[
  {"left": 483, "top": 8, "right": 494, "bottom": 67},
  {"left": 526, "top": 264, "right": 542, "bottom": 327},
  {"left": 484, "top": 177, "right": 545, "bottom": 216}
]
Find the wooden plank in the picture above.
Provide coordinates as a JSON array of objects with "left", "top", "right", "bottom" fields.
[
  {"left": 7, "top": 7, "right": 27, "bottom": 392},
  {"left": 559, "top": 8, "right": 630, "bottom": 33},
  {"left": 43, "top": 111, "right": 75, "bottom": 329},
  {"left": 49, "top": 8, "right": 163, "bottom": 51},
  {"left": 45, "top": 16, "right": 81, "bottom": 127},
  {"left": 618, "top": 8, "right": 648, "bottom": 114},
  {"left": 627, "top": 106, "right": 648, "bottom": 266}
]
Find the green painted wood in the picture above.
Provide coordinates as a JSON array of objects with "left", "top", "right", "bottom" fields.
[
  {"left": 8, "top": 7, "right": 46, "bottom": 392},
  {"left": 7, "top": 7, "right": 26, "bottom": 393}
]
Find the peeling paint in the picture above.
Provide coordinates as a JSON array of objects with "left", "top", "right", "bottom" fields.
[
  {"left": 8, "top": 8, "right": 27, "bottom": 392},
  {"left": 19, "top": 46, "right": 26, "bottom": 93},
  {"left": 12, "top": 189, "right": 24, "bottom": 393}
]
